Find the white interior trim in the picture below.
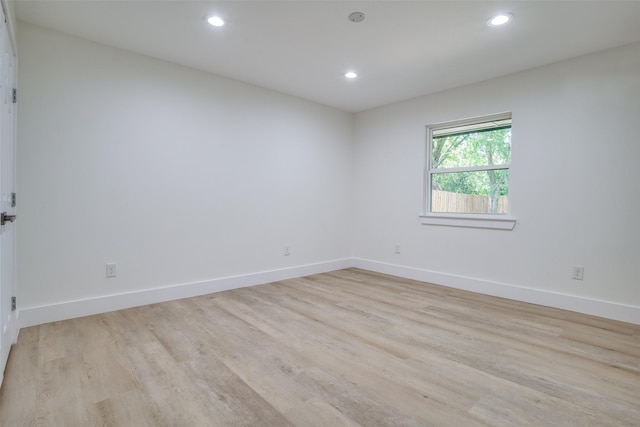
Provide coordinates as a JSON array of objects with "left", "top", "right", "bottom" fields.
[
  {"left": 18, "top": 257, "right": 639, "bottom": 328},
  {"left": 17, "top": 259, "right": 352, "bottom": 328},
  {"left": 419, "top": 213, "right": 516, "bottom": 230},
  {"left": 1, "top": 0, "right": 17, "bottom": 56},
  {"left": 352, "top": 258, "right": 640, "bottom": 325}
]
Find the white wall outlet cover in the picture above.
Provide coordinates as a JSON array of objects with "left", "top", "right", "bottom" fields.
[{"left": 106, "top": 263, "right": 117, "bottom": 278}]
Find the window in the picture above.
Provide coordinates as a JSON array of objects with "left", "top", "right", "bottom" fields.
[{"left": 420, "top": 112, "right": 516, "bottom": 230}]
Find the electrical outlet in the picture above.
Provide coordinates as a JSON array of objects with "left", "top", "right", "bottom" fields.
[
  {"left": 284, "top": 245, "right": 290, "bottom": 256},
  {"left": 106, "top": 263, "right": 117, "bottom": 278},
  {"left": 394, "top": 244, "right": 401, "bottom": 254},
  {"left": 572, "top": 266, "right": 584, "bottom": 281}
]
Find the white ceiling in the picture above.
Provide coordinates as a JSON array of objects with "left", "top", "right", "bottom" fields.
[{"left": 13, "top": 1, "right": 640, "bottom": 112}]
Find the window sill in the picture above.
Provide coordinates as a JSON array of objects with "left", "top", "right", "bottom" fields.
[{"left": 419, "top": 213, "right": 516, "bottom": 230}]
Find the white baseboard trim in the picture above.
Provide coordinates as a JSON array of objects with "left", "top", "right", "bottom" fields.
[
  {"left": 17, "top": 257, "right": 640, "bottom": 328},
  {"left": 18, "top": 258, "right": 353, "bottom": 328},
  {"left": 352, "top": 258, "right": 640, "bottom": 325}
]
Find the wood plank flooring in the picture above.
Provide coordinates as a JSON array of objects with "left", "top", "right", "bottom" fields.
[{"left": 1, "top": 268, "right": 639, "bottom": 426}]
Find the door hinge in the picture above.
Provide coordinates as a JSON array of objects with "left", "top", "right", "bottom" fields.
[
  {"left": 12, "top": 88, "right": 17, "bottom": 103},
  {"left": 11, "top": 192, "right": 16, "bottom": 208},
  {"left": 11, "top": 296, "right": 16, "bottom": 311}
]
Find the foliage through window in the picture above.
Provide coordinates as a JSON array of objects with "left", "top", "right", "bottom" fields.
[{"left": 427, "top": 113, "right": 511, "bottom": 215}]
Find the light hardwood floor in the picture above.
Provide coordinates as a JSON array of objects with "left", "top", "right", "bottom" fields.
[{"left": 1, "top": 268, "right": 639, "bottom": 426}]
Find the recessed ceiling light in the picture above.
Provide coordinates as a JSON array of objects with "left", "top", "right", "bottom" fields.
[
  {"left": 345, "top": 72, "right": 358, "bottom": 79},
  {"left": 207, "top": 16, "right": 225, "bottom": 27},
  {"left": 487, "top": 13, "right": 513, "bottom": 27}
]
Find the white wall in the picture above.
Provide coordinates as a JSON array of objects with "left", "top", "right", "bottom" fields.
[
  {"left": 353, "top": 42, "right": 640, "bottom": 319},
  {"left": 16, "top": 23, "right": 353, "bottom": 316}
]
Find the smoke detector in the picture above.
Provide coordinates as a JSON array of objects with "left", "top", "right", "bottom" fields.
[{"left": 348, "top": 12, "right": 365, "bottom": 23}]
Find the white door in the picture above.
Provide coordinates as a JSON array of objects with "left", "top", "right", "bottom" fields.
[{"left": 0, "top": 4, "right": 17, "bottom": 387}]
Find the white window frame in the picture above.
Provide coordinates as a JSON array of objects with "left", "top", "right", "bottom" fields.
[{"left": 419, "top": 112, "right": 516, "bottom": 230}]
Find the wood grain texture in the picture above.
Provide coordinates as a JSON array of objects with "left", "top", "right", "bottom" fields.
[{"left": 1, "top": 268, "right": 639, "bottom": 426}]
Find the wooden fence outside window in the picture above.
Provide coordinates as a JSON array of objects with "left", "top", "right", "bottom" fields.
[{"left": 431, "top": 190, "right": 509, "bottom": 214}]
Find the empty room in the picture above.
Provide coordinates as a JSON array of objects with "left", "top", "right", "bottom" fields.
[{"left": 1, "top": 1, "right": 639, "bottom": 425}]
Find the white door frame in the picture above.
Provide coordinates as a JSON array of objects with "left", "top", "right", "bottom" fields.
[{"left": 0, "top": 0, "right": 18, "bottom": 388}]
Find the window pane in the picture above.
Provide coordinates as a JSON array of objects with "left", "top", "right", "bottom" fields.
[
  {"left": 432, "top": 126, "right": 511, "bottom": 169},
  {"left": 431, "top": 169, "right": 509, "bottom": 214}
]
